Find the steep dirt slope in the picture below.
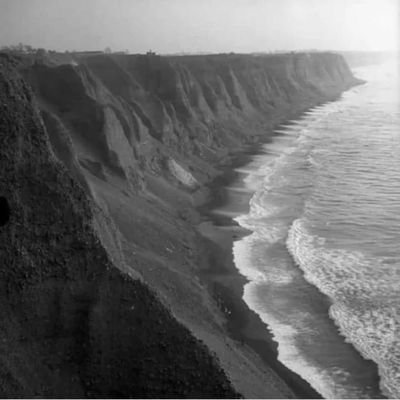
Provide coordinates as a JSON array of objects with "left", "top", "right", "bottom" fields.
[{"left": 0, "top": 54, "right": 239, "bottom": 398}]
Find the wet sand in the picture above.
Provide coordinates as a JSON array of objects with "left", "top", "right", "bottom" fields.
[{"left": 197, "top": 145, "right": 322, "bottom": 399}]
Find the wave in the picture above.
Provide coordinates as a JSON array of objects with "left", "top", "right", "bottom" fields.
[
  {"left": 232, "top": 229, "right": 364, "bottom": 397},
  {"left": 230, "top": 66, "right": 400, "bottom": 397},
  {"left": 231, "top": 127, "right": 380, "bottom": 397},
  {"left": 242, "top": 284, "right": 367, "bottom": 399},
  {"left": 286, "top": 218, "right": 400, "bottom": 398},
  {"left": 232, "top": 218, "right": 379, "bottom": 398}
]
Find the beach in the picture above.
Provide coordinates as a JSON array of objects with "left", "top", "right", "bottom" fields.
[{"left": 197, "top": 137, "right": 322, "bottom": 399}]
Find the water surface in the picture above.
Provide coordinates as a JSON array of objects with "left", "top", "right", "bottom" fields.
[{"left": 229, "top": 62, "right": 400, "bottom": 398}]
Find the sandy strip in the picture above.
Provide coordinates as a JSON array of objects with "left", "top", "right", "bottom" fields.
[{"left": 197, "top": 147, "right": 322, "bottom": 399}]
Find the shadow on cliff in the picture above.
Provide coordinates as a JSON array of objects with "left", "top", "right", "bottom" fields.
[{"left": 0, "top": 54, "right": 239, "bottom": 398}]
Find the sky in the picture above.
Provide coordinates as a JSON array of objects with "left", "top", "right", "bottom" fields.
[{"left": 0, "top": 0, "right": 398, "bottom": 53}]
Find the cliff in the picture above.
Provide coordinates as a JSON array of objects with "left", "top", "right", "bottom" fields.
[
  {"left": 0, "top": 54, "right": 239, "bottom": 398},
  {"left": 0, "top": 51, "right": 360, "bottom": 398},
  {"left": 24, "top": 51, "right": 358, "bottom": 195}
]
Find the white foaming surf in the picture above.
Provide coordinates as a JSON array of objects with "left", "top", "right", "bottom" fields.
[
  {"left": 287, "top": 217, "right": 400, "bottom": 399},
  {"left": 230, "top": 62, "right": 399, "bottom": 398}
]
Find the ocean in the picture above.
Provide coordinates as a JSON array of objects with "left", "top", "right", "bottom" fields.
[{"left": 231, "top": 61, "right": 400, "bottom": 398}]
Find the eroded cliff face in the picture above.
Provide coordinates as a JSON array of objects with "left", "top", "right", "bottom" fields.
[
  {"left": 24, "top": 52, "right": 359, "bottom": 195},
  {"left": 0, "top": 51, "right": 359, "bottom": 398},
  {"left": 0, "top": 54, "right": 239, "bottom": 398}
]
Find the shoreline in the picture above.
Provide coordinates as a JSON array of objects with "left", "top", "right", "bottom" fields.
[
  {"left": 196, "top": 110, "right": 327, "bottom": 398},
  {"left": 199, "top": 146, "right": 322, "bottom": 399},
  {"left": 198, "top": 169, "right": 321, "bottom": 399},
  {"left": 0, "top": 51, "right": 371, "bottom": 398}
]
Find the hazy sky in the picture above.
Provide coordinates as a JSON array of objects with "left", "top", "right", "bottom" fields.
[{"left": 0, "top": 0, "right": 398, "bottom": 53}]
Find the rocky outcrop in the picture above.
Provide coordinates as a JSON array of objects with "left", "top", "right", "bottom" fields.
[{"left": 0, "top": 51, "right": 360, "bottom": 398}]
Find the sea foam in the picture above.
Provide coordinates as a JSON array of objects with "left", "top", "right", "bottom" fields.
[
  {"left": 231, "top": 62, "right": 400, "bottom": 398},
  {"left": 287, "top": 217, "right": 400, "bottom": 398}
]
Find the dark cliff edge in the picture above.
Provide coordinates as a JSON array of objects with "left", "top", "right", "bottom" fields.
[{"left": 0, "top": 52, "right": 361, "bottom": 398}]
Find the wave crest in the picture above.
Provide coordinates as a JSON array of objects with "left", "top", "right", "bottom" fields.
[{"left": 287, "top": 218, "right": 400, "bottom": 398}]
